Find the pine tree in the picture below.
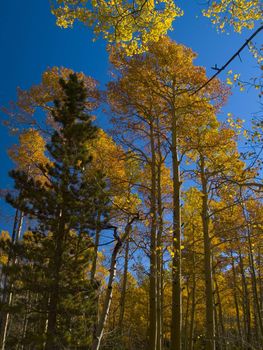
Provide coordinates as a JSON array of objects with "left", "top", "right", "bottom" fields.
[{"left": 4, "top": 74, "right": 109, "bottom": 349}]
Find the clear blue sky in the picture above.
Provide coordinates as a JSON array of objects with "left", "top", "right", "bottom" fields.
[{"left": 0, "top": 0, "right": 262, "bottom": 231}]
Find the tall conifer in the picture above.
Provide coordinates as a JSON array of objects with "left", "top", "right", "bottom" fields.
[{"left": 4, "top": 74, "right": 109, "bottom": 349}]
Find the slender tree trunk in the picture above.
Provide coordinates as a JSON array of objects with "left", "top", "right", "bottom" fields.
[
  {"left": 258, "top": 246, "right": 263, "bottom": 301},
  {"left": 92, "top": 219, "right": 135, "bottom": 350},
  {"left": 214, "top": 276, "right": 226, "bottom": 349},
  {"left": 240, "top": 202, "right": 263, "bottom": 345},
  {"left": 188, "top": 250, "right": 196, "bottom": 350},
  {"left": 0, "top": 210, "right": 24, "bottom": 350},
  {"left": 0, "top": 293, "right": 12, "bottom": 350},
  {"left": 239, "top": 250, "right": 251, "bottom": 346},
  {"left": 45, "top": 250, "right": 62, "bottom": 349},
  {"left": 90, "top": 212, "right": 102, "bottom": 342},
  {"left": 258, "top": 247, "right": 263, "bottom": 333},
  {"left": 230, "top": 251, "right": 243, "bottom": 347},
  {"left": 149, "top": 121, "right": 157, "bottom": 350},
  {"left": 43, "top": 296, "right": 50, "bottom": 350},
  {"left": 45, "top": 214, "right": 65, "bottom": 350},
  {"left": 118, "top": 237, "right": 130, "bottom": 333},
  {"left": 184, "top": 279, "right": 190, "bottom": 350},
  {"left": 246, "top": 226, "right": 263, "bottom": 343},
  {"left": 171, "top": 115, "right": 182, "bottom": 350},
  {"left": 92, "top": 236, "right": 120, "bottom": 350},
  {"left": 214, "top": 297, "right": 220, "bottom": 350},
  {"left": 0, "top": 209, "right": 18, "bottom": 350},
  {"left": 1, "top": 209, "right": 19, "bottom": 304},
  {"left": 91, "top": 212, "right": 101, "bottom": 280},
  {"left": 200, "top": 156, "right": 215, "bottom": 350},
  {"left": 20, "top": 290, "right": 30, "bottom": 350},
  {"left": 156, "top": 123, "right": 164, "bottom": 350},
  {"left": 160, "top": 259, "right": 164, "bottom": 350}
]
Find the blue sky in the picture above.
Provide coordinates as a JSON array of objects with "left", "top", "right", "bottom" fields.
[{"left": 0, "top": 0, "right": 262, "bottom": 231}]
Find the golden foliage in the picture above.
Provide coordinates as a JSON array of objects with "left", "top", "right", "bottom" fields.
[
  {"left": 51, "top": 0, "right": 183, "bottom": 54},
  {"left": 203, "top": 0, "right": 262, "bottom": 33}
]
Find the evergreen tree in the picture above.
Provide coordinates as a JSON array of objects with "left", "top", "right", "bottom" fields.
[
  {"left": 3, "top": 74, "right": 110, "bottom": 349},
  {"left": 0, "top": 230, "right": 99, "bottom": 349}
]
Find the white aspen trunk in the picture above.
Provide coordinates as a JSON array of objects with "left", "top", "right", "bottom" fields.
[{"left": 91, "top": 218, "right": 136, "bottom": 350}]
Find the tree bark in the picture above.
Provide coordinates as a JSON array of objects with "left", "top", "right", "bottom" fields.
[
  {"left": 118, "top": 238, "right": 130, "bottom": 333},
  {"left": 200, "top": 156, "right": 215, "bottom": 350},
  {"left": 45, "top": 214, "right": 65, "bottom": 350},
  {"left": 214, "top": 276, "right": 226, "bottom": 349},
  {"left": 92, "top": 218, "right": 136, "bottom": 350},
  {"left": 184, "top": 279, "right": 190, "bottom": 350},
  {"left": 156, "top": 121, "right": 164, "bottom": 350},
  {"left": 148, "top": 121, "right": 157, "bottom": 350},
  {"left": 188, "top": 249, "right": 196, "bottom": 350},
  {"left": 170, "top": 115, "right": 182, "bottom": 350},
  {"left": 91, "top": 212, "right": 101, "bottom": 280},
  {"left": 239, "top": 250, "right": 251, "bottom": 346},
  {"left": 246, "top": 226, "right": 263, "bottom": 343},
  {"left": 230, "top": 251, "right": 243, "bottom": 347}
]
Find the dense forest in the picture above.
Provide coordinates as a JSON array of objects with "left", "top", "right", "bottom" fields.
[{"left": 0, "top": 1, "right": 262, "bottom": 350}]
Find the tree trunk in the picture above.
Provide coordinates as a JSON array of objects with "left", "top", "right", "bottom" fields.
[
  {"left": 156, "top": 122, "right": 164, "bottom": 350},
  {"left": 246, "top": 226, "right": 263, "bottom": 343},
  {"left": 20, "top": 290, "right": 30, "bottom": 350},
  {"left": 188, "top": 250, "right": 196, "bottom": 350},
  {"left": 45, "top": 215, "right": 65, "bottom": 350},
  {"left": 184, "top": 279, "right": 190, "bottom": 350},
  {"left": 45, "top": 245, "right": 63, "bottom": 349},
  {"left": 214, "top": 297, "right": 220, "bottom": 350},
  {"left": 148, "top": 121, "right": 157, "bottom": 350},
  {"left": 230, "top": 251, "right": 243, "bottom": 348},
  {"left": 0, "top": 210, "right": 24, "bottom": 350},
  {"left": 239, "top": 250, "right": 251, "bottom": 346},
  {"left": 171, "top": 115, "right": 182, "bottom": 350},
  {"left": 91, "top": 212, "right": 101, "bottom": 280},
  {"left": 118, "top": 238, "right": 130, "bottom": 333},
  {"left": 258, "top": 246, "right": 263, "bottom": 303},
  {"left": 214, "top": 276, "right": 226, "bottom": 349},
  {"left": 92, "top": 219, "right": 135, "bottom": 350},
  {"left": 90, "top": 212, "right": 102, "bottom": 342},
  {"left": 257, "top": 247, "right": 263, "bottom": 336},
  {"left": 200, "top": 156, "right": 215, "bottom": 350}
]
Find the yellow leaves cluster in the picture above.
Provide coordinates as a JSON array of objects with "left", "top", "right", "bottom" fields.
[
  {"left": 141, "top": 162, "right": 172, "bottom": 198},
  {"left": 226, "top": 116, "right": 245, "bottom": 137},
  {"left": 226, "top": 77, "right": 233, "bottom": 86},
  {"left": 87, "top": 128, "right": 126, "bottom": 182},
  {"left": 87, "top": 129, "right": 141, "bottom": 213},
  {"left": 8, "top": 67, "right": 100, "bottom": 136},
  {"left": 110, "top": 37, "right": 227, "bottom": 151},
  {"left": 226, "top": 70, "right": 246, "bottom": 92},
  {"left": 17, "top": 67, "right": 99, "bottom": 120},
  {"left": 167, "top": 243, "right": 185, "bottom": 259},
  {"left": 8, "top": 129, "right": 51, "bottom": 183},
  {"left": 0, "top": 231, "right": 10, "bottom": 265},
  {"left": 248, "top": 41, "right": 263, "bottom": 65},
  {"left": 203, "top": 0, "right": 262, "bottom": 33},
  {"left": 51, "top": 0, "right": 183, "bottom": 55}
]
